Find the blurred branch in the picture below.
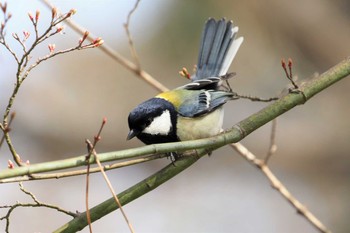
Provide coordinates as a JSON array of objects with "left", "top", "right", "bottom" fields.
[
  {"left": 53, "top": 57, "right": 350, "bottom": 232},
  {"left": 231, "top": 143, "right": 330, "bottom": 233},
  {"left": 264, "top": 119, "right": 277, "bottom": 163},
  {"left": 124, "top": 0, "right": 141, "bottom": 69},
  {"left": 39, "top": 0, "right": 169, "bottom": 92}
]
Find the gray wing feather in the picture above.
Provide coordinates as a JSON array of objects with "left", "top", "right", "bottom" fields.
[{"left": 178, "top": 90, "right": 234, "bottom": 117}]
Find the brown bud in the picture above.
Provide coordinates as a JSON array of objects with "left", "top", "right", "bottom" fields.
[
  {"left": 35, "top": 10, "right": 40, "bottom": 21},
  {"left": 67, "top": 9, "right": 77, "bottom": 17},
  {"left": 52, "top": 7, "right": 57, "bottom": 19},
  {"left": 0, "top": 2, "right": 7, "bottom": 13}
]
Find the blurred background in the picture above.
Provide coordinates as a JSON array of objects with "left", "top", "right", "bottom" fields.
[{"left": 0, "top": 0, "right": 349, "bottom": 232}]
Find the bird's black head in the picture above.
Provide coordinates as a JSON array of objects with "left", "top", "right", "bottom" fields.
[{"left": 127, "top": 98, "right": 178, "bottom": 144}]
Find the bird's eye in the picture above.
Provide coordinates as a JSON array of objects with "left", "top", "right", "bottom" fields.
[{"left": 145, "top": 118, "right": 152, "bottom": 126}]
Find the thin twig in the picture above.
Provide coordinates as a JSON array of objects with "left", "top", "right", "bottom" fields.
[
  {"left": 0, "top": 182, "right": 77, "bottom": 232},
  {"left": 85, "top": 155, "right": 92, "bottom": 233},
  {"left": 0, "top": 112, "right": 15, "bottom": 149},
  {"left": 230, "top": 142, "right": 331, "bottom": 233},
  {"left": 85, "top": 118, "right": 135, "bottom": 233},
  {"left": 39, "top": 0, "right": 168, "bottom": 92},
  {"left": 235, "top": 93, "right": 279, "bottom": 102},
  {"left": 264, "top": 119, "right": 277, "bottom": 163},
  {"left": 0, "top": 154, "right": 166, "bottom": 183},
  {"left": 124, "top": 0, "right": 141, "bottom": 69}
]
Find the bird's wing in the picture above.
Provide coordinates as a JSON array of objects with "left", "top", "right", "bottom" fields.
[{"left": 176, "top": 89, "right": 234, "bottom": 117}]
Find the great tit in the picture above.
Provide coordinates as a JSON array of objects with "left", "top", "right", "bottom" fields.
[{"left": 127, "top": 18, "right": 243, "bottom": 145}]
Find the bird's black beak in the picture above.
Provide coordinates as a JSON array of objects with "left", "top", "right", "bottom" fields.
[{"left": 127, "top": 129, "right": 139, "bottom": 140}]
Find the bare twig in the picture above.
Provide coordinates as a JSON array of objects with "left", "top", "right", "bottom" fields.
[
  {"left": 264, "top": 119, "right": 277, "bottom": 163},
  {"left": 124, "top": 0, "right": 141, "bottom": 69},
  {"left": 0, "top": 182, "right": 77, "bottom": 233},
  {"left": 281, "top": 58, "right": 299, "bottom": 89},
  {"left": 230, "top": 142, "right": 331, "bottom": 233},
  {"left": 0, "top": 112, "right": 15, "bottom": 149},
  {"left": 235, "top": 93, "right": 279, "bottom": 102},
  {"left": 39, "top": 0, "right": 168, "bottom": 92},
  {"left": 0, "top": 153, "right": 166, "bottom": 183},
  {"left": 85, "top": 118, "right": 135, "bottom": 233}
]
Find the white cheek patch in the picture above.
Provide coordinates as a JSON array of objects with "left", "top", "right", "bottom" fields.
[{"left": 143, "top": 110, "right": 172, "bottom": 135}]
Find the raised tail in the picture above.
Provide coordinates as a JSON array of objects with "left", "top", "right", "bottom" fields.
[{"left": 192, "top": 18, "right": 243, "bottom": 81}]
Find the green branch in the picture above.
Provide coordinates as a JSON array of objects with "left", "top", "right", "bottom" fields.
[{"left": 52, "top": 58, "right": 350, "bottom": 232}]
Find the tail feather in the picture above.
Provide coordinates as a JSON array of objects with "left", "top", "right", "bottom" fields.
[{"left": 192, "top": 18, "right": 243, "bottom": 82}]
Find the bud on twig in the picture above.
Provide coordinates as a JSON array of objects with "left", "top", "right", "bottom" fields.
[
  {"left": 8, "top": 160, "right": 14, "bottom": 169},
  {"left": 0, "top": 2, "right": 7, "bottom": 13},
  {"left": 48, "top": 44, "right": 56, "bottom": 53},
  {"left": 281, "top": 58, "right": 286, "bottom": 69},
  {"left": 56, "top": 25, "right": 64, "bottom": 33},
  {"left": 35, "top": 10, "right": 40, "bottom": 22},
  {"left": 23, "top": 31, "right": 30, "bottom": 40},
  {"left": 67, "top": 9, "right": 77, "bottom": 17},
  {"left": 28, "top": 12, "right": 34, "bottom": 22},
  {"left": 52, "top": 7, "right": 57, "bottom": 19},
  {"left": 93, "top": 37, "right": 104, "bottom": 47},
  {"left": 288, "top": 58, "right": 293, "bottom": 68},
  {"left": 12, "top": 33, "right": 19, "bottom": 40},
  {"left": 79, "top": 31, "right": 89, "bottom": 45}
]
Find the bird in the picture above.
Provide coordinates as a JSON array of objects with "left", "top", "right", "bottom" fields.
[{"left": 127, "top": 18, "right": 243, "bottom": 148}]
